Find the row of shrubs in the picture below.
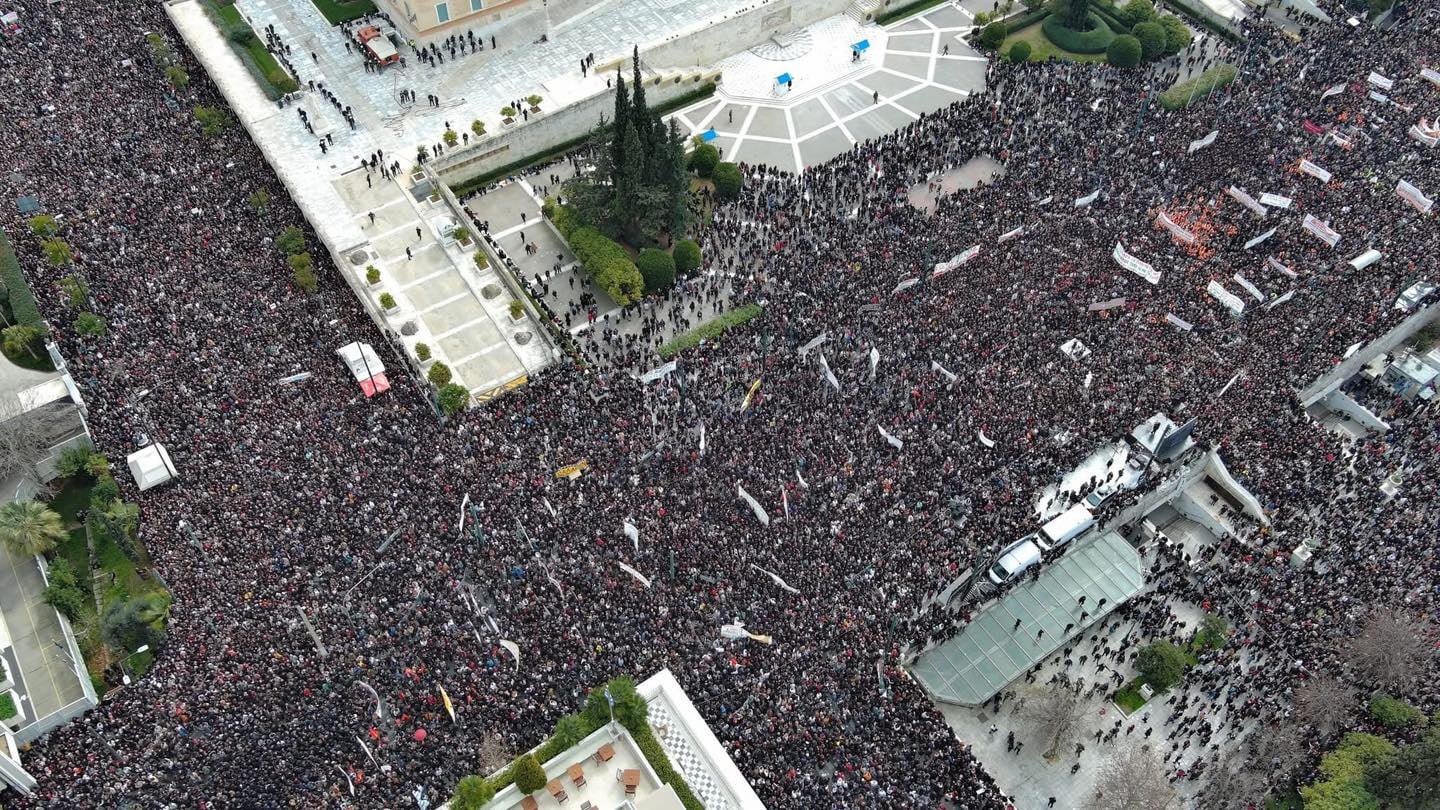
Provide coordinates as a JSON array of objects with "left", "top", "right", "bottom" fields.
[
  {"left": 873, "top": 0, "right": 952, "bottom": 25},
  {"left": 659, "top": 303, "right": 764, "bottom": 359},
  {"left": 0, "top": 230, "right": 44, "bottom": 329},
  {"left": 451, "top": 676, "right": 702, "bottom": 810},
  {"left": 1158, "top": 63, "right": 1237, "bottom": 109},
  {"left": 543, "top": 199, "right": 645, "bottom": 305},
  {"left": 205, "top": 0, "right": 298, "bottom": 98}
]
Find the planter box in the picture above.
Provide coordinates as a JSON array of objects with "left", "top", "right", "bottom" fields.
[
  {"left": 1, "top": 688, "right": 25, "bottom": 729},
  {"left": 501, "top": 117, "right": 516, "bottom": 127}
]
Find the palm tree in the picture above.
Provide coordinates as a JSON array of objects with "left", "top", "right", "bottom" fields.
[{"left": 0, "top": 500, "right": 67, "bottom": 558}]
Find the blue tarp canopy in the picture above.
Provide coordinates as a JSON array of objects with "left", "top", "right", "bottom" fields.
[
  {"left": 776, "top": 72, "right": 792, "bottom": 85},
  {"left": 853, "top": 39, "right": 870, "bottom": 51},
  {"left": 701, "top": 128, "right": 718, "bottom": 142}
]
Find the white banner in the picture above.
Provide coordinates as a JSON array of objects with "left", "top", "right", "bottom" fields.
[
  {"left": 1233, "top": 273, "right": 1265, "bottom": 302},
  {"left": 877, "top": 424, "right": 903, "bottom": 450},
  {"left": 1266, "top": 290, "right": 1296, "bottom": 310},
  {"left": 1329, "top": 131, "right": 1353, "bottom": 149},
  {"left": 931, "top": 360, "right": 957, "bottom": 383},
  {"left": 1207, "top": 280, "right": 1246, "bottom": 316},
  {"left": 869, "top": 346, "right": 880, "bottom": 378},
  {"left": 1410, "top": 123, "right": 1440, "bottom": 147},
  {"left": 750, "top": 564, "right": 800, "bottom": 595},
  {"left": 1243, "top": 227, "right": 1276, "bottom": 250},
  {"left": 1369, "top": 90, "right": 1390, "bottom": 104},
  {"left": 1259, "top": 193, "right": 1293, "bottom": 209},
  {"left": 1087, "top": 296, "right": 1127, "bottom": 311},
  {"left": 1367, "top": 71, "right": 1394, "bottom": 90},
  {"left": 933, "top": 245, "right": 980, "bottom": 277},
  {"left": 796, "top": 468, "right": 808, "bottom": 489},
  {"left": 1320, "top": 82, "right": 1347, "bottom": 100},
  {"left": 998, "top": 224, "right": 1025, "bottom": 243},
  {"left": 1156, "top": 212, "right": 1196, "bottom": 244},
  {"left": 623, "top": 519, "right": 640, "bottom": 551},
  {"left": 1187, "top": 130, "right": 1219, "bottom": 154},
  {"left": 737, "top": 481, "right": 770, "bottom": 526},
  {"left": 1074, "top": 188, "right": 1101, "bottom": 208},
  {"left": 892, "top": 277, "right": 921, "bottom": 295},
  {"left": 638, "top": 360, "right": 677, "bottom": 384},
  {"left": 1298, "top": 159, "right": 1332, "bottom": 183},
  {"left": 798, "top": 332, "right": 828, "bottom": 357},
  {"left": 1267, "top": 257, "right": 1298, "bottom": 278},
  {"left": 499, "top": 639, "right": 522, "bottom": 670},
  {"left": 977, "top": 429, "right": 995, "bottom": 448},
  {"left": 1396, "top": 179, "right": 1434, "bottom": 213},
  {"left": 1302, "top": 214, "right": 1341, "bottom": 247},
  {"left": 1227, "top": 186, "right": 1268, "bottom": 217},
  {"left": 1165, "top": 313, "right": 1194, "bottom": 332},
  {"left": 617, "top": 562, "right": 652, "bottom": 588},
  {"left": 1113, "top": 242, "right": 1161, "bottom": 285},
  {"left": 818, "top": 353, "right": 840, "bottom": 391},
  {"left": 1423, "top": 68, "right": 1440, "bottom": 87}
]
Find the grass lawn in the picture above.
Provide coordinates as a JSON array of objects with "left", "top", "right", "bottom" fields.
[
  {"left": 205, "top": 0, "right": 300, "bottom": 98},
  {"left": 1002, "top": 23, "right": 1108, "bottom": 63},
  {"left": 1113, "top": 678, "right": 1149, "bottom": 713},
  {"left": 308, "top": 0, "right": 377, "bottom": 26}
]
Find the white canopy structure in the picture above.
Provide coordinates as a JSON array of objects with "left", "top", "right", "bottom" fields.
[
  {"left": 336, "top": 342, "right": 390, "bottom": 397},
  {"left": 126, "top": 443, "right": 176, "bottom": 491}
]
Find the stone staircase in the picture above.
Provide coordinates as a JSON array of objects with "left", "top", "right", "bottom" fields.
[{"left": 846, "top": 0, "right": 885, "bottom": 24}]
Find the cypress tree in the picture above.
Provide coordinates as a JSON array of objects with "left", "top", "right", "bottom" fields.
[
  {"left": 630, "top": 47, "right": 651, "bottom": 171},
  {"left": 618, "top": 123, "right": 645, "bottom": 244},
  {"left": 611, "top": 69, "right": 629, "bottom": 189}
]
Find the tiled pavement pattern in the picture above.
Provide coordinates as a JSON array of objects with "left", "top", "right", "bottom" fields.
[
  {"left": 671, "top": 3, "right": 987, "bottom": 172},
  {"left": 647, "top": 697, "right": 736, "bottom": 810}
]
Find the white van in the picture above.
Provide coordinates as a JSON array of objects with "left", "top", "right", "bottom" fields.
[
  {"left": 988, "top": 538, "right": 1043, "bottom": 585},
  {"left": 1036, "top": 504, "right": 1095, "bottom": 551}
]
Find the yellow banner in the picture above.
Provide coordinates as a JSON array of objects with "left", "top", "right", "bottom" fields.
[
  {"left": 740, "top": 378, "right": 762, "bottom": 411},
  {"left": 439, "top": 685, "right": 456, "bottom": 723},
  {"left": 554, "top": 460, "right": 590, "bottom": 479}
]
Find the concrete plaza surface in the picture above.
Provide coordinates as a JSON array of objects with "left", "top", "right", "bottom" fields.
[{"left": 673, "top": 5, "right": 987, "bottom": 171}]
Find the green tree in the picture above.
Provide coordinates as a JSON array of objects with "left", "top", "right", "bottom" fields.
[
  {"left": 1368, "top": 694, "right": 1423, "bottom": 728},
  {"left": 583, "top": 676, "right": 649, "bottom": 731},
  {"left": 979, "top": 21, "right": 1009, "bottom": 50},
  {"left": 1132, "top": 21, "right": 1166, "bottom": 60},
  {"left": 43, "top": 564, "right": 88, "bottom": 622},
  {"left": 512, "top": 754, "right": 546, "bottom": 794},
  {"left": 1107, "top": 35, "right": 1143, "bottom": 68},
  {"left": 1136, "top": 640, "right": 1187, "bottom": 690},
  {"left": 712, "top": 162, "right": 743, "bottom": 201},
  {"left": 275, "top": 226, "right": 305, "bottom": 255},
  {"left": 427, "top": 361, "right": 453, "bottom": 387},
  {"left": 1059, "top": 0, "right": 1092, "bottom": 29},
  {"left": 59, "top": 274, "right": 89, "bottom": 308},
  {"left": 525, "top": 94, "right": 543, "bottom": 108},
  {"left": 508, "top": 299, "right": 524, "bottom": 320},
  {"left": 0, "top": 500, "right": 67, "bottom": 558},
  {"left": 2, "top": 325, "right": 43, "bottom": 360},
  {"left": 193, "top": 105, "right": 229, "bottom": 136},
  {"left": 1194, "top": 613, "right": 1229, "bottom": 650},
  {"left": 617, "top": 122, "right": 646, "bottom": 244},
  {"left": 470, "top": 119, "right": 486, "bottom": 137},
  {"left": 415, "top": 342, "right": 431, "bottom": 362},
  {"left": 289, "top": 253, "right": 317, "bottom": 293},
  {"left": 689, "top": 143, "right": 720, "bottom": 178},
  {"left": 1157, "top": 14, "right": 1191, "bottom": 54},
  {"left": 1368, "top": 725, "right": 1440, "bottom": 807},
  {"left": 673, "top": 239, "right": 702, "bottom": 275},
  {"left": 438, "top": 382, "right": 470, "bottom": 415},
  {"left": 443, "top": 128, "right": 459, "bottom": 147},
  {"left": 41, "top": 237, "right": 73, "bottom": 267},
  {"left": 26, "top": 214, "right": 58, "bottom": 238},
  {"left": 663, "top": 119, "right": 690, "bottom": 238},
  {"left": 1008, "top": 40, "right": 1033, "bottom": 63},
  {"left": 247, "top": 189, "right": 270, "bottom": 216},
  {"left": 1121, "top": 0, "right": 1155, "bottom": 24},
  {"left": 74, "top": 312, "right": 106, "bottom": 338},
  {"left": 55, "top": 444, "right": 97, "bottom": 479},
  {"left": 630, "top": 46, "right": 651, "bottom": 175},
  {"left": 610, "top": 69, "right": 630, "bottom": 189},
  {"left": 100, "top": 594, "right": 168, "bottom": 652},
  {"left": 636, "top": 248, "right": 676, "bottom": 292},
  {"left": 452, "top": 775, "right": 495, "bottom": 810},
  {"left": 366, "top": 266, "right": 381, "bottom": 285},
  {"left": 552, "top": 713, "right": 590, "bottom": 750}
]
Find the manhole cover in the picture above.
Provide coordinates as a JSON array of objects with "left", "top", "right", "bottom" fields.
[
  {"left": 481, "top": 284, "right": 503, "bottom": 299},
  {"left": 348, "top": 250, "right": 368, "bottom": 266},
  {"left": 514, "top": 331, "right": 533, "bottom": 345}
]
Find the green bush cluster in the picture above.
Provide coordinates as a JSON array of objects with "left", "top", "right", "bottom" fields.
[
  {"left": 1136, "top": 640, "right": 1188, "bottom": 690},
  {"left": 1107, "top": 34, "right": 1142, "bottom": 67},
  {"left": 1369, "top": 694, "right": 1424, "bottom": 728},
  {"left": 636, "top": 248, "right": 676, "bottom": 292},
  {"left": 659, "top": 303, "right": 763, "bottom": 358},
  {"left": 1161, "top": 0, "right": 1244, "bottom": 43},
  {"left": 688, "top": 143, "right": 720, "bottom": 178},
  {"left": 1042, "top": 12, "right": 1116, "bottom": 53},
  {"left": 542, "top": 198, "right": 581, "bottom": 239},
  {"left": 570, "top": 227, "right": 643, "bottom": 306},
  {"left": 0, "top": 692, "right": 16, "bottom": 720},
  {"left": 0, "top": 229, "right": 45, "bottom": 329},
  {"left": 438, "top": 383, "right": 470, "bottom": 415},
  {"left": 43, "top": 557, "right": 90, "bottom": 622},
  {"left": 1300, "top": 733, "right": 1395, "bottom": 809},
  {"left": 1158, "top": 64, "right": 1238, "bottom": 110},
  {"left": 979, "top": 21, "right": 1009, "bottom": 49},
  {"left": 673, "top": 239, "right": 702, "bottom": 276},
  {"left": 1008, "top": 40, "right": 1033, "bottom": 63},
  {"left": 1007, "top": 6, "right": 1052, "bottom": 30},
  {"left": 712, "top": 162, "right": 743, "bottom": 200}
]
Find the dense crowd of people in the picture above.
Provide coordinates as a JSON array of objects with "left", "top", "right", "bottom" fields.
[{"left": 0, "top": 0, "right": 1437, "bottom": 806}]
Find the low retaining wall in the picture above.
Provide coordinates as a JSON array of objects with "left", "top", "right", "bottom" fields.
[{"left": 642, "top": 0, "right": 851, "bottom": 68}]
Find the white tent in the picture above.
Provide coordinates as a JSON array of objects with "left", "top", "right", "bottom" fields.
[{"left": 126, "top": 443, "right": 176, "bottom": 491}]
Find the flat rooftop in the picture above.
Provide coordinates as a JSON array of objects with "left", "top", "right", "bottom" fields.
[{"left": 911, "top": 531, "right": 1145, "bottom": 706}]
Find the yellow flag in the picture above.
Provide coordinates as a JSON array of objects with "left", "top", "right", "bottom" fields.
[
  {"left": 439, "top": 685, "right": 456, "bottom": 723},
  {"left": 740, "top": 378, "right": 762, "bottom": 412}
]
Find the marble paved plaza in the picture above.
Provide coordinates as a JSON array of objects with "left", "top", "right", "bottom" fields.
[{"left": 672, "top": 5, "right": 987, "bottom": 172}]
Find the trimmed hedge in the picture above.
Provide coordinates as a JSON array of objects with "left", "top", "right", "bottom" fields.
[
  {"left": 1158, "top": 63, "right": 1237, "bottom": 109},
  {"left": 1042, "top": 12, "right": 1117, "bottom": 53},
  {"left": 1090, "top": 1, "right": 1134, "bottom": 33},
  {"left": 569, "top": 228, "right": 643, "bottom": 306},
  {"left": 0, "top": 230, "right": 45, "bottom": 329},
  {"left": 1107, "top": 34, "right": 1143, "bottom": 67},
  {"left": 1005, "top": 7, "right": 1053, "bottom": 30},
  {"left": 448, "top": 83, "right": 717, "bottom": 198},
  {"left": 659, "top": 303, "right": 763, "bottom": 358},
  {"left": 636, "top": 248, "right": 676, "bottom": 292},
  {"left": 875, "top": 0, "right": 951, "bottom": 25},
  {"left": 673, "top": 239, "right": 702, "bottom": 275},
  {"left": 542, "top": 198, "right": 581, "bottom": 239},
  {"left": 712, "top": 162, "right": 742, "bottom": 200}
]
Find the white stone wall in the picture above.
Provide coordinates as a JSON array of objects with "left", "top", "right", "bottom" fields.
[
  {"left": 433, "top": 71, "right": 719, "bottom": 186},
  {"left": 641, "top": 0, "right": 851, "bottom": 68}
]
